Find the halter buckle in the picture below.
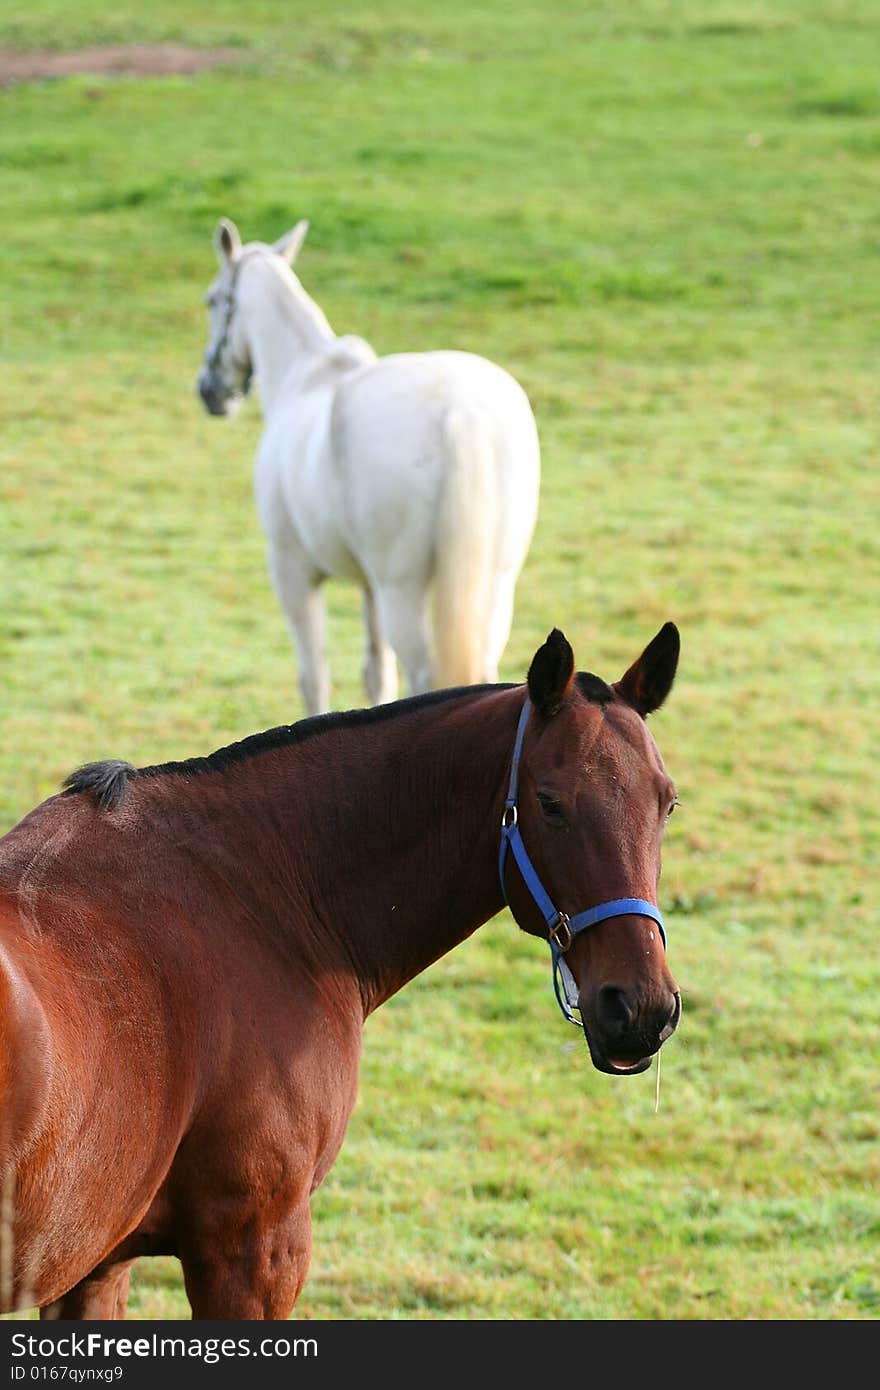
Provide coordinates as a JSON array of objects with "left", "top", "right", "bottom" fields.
[
  {"left": 548, "top": 912, "right": 572, "bottom": 953},
  {"left": 501, "top": 803, "right": 518, "bottom": 830}
]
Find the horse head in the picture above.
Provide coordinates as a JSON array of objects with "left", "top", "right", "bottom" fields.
[
  {"left": 196, "top": 216, "right": 309, "bottom": 416},
  {"left": 503, "top": 624, "right": 682, "bottom": 1074}
]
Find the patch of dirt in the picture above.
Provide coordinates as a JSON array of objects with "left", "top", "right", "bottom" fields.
[{"left": 0, "top": 43, "right": 243, "bottom": 87}]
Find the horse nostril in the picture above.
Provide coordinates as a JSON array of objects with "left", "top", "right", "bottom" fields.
[
  {"left": 595, "top": 985, "right": 634, "bottom": 1039},
  {"left": 659, "top": 990, "right": 682, "bottom": 1042}
]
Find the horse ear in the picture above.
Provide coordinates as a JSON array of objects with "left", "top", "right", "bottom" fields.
[
  {"left": 614, "top": 622, "right": 680, "bottom": 717},
  {"left": 527, "top": 629, "right": 575, "bottom": 718},
  {"left": 274, "top": 219, "right": 309, "bottom": 267},
  {"left": 215, "top": 217, "right": 242, "bottom": 267}
]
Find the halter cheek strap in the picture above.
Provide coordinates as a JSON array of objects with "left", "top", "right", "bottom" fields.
[
  {"left": 498, "top": 697, "right": 667, "bottom": 1025},
  {"left": 205, "top": 253, "right": 255, "bottom": 392}
]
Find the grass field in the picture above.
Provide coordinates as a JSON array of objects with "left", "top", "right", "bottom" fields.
[{"left": 1, "top": 0, "right": 878, "bottom": 1320}]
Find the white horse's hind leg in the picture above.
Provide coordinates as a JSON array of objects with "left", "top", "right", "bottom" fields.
[
  {"left": 362, "top": 589, "right": 398, "bottom": 705},
  {"left": 265, "top": 536, "right": 330, "bottom": 715},
  {"left": 374, "top": 582, "right": 434, "bottom": 696}
]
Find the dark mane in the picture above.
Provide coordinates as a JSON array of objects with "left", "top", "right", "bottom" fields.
[
  {"left": 61, "top": 760, "right": 135, "bottom": 811},
  {"left": 576, "top": 671, "right": 615, "bottom": 705},
  {"left": 62, "top": 682, "right": 513, "bottom": 810}
]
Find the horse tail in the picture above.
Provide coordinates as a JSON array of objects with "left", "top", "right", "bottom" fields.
[{"left": 432, "top": 407, "right": 498, "bottom": 687}]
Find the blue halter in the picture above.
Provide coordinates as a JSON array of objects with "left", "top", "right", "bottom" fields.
[{"left": 498, "top": 697, "right": 667, "bottom": 1025}]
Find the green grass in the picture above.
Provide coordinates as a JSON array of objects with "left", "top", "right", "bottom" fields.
[{"left": 1, "top": 0, "right": 878, "bottom": 1320}]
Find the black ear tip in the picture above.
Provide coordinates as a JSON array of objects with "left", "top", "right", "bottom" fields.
[
  {"left": 545, "top": 628, "right": 575, "bottom": 670},
  {"left": 649, "top": 621, "right": 680, "bottom": 662},
  {"left": 530, "top": 626, "right": 573, "bottom": 671}
]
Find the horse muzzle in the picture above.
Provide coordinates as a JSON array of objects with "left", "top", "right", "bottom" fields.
[
  {"left": 197, "top": 371, "right": 233, "bottom": 416},
  {"left": 197, "top": 368, "right": 251, "bottom": 417},
  {"left": 580, "top": 987, "right": 682, "bottom": 1076}
]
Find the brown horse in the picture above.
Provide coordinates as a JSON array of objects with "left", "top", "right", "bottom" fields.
[{"left": 0, "top": 623, "right": 681, "bottom": 1320}]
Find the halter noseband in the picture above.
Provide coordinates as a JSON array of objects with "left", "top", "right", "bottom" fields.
[{"left": 498, "top": 697, "right": 667, "bottom": 1025}]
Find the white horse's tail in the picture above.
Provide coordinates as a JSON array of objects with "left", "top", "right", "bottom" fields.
[{"left": 432, "top": 408, "right": 498, "bottom": 688}]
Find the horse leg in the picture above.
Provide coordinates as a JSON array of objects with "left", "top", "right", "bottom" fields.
[
  {"left": 362, "top": 588, "right": 398, "bottom": 705},
  {"left": 374, "top": 582, "right": 434, "bottom": 695},
  {"left": 265, "top": 536, "right": 329, "bottom": 715},
  {"left": 39, "top": 1260, "right": 135, "bottom": 1320},
  {"left": 178, "top": 1203, "right": 313, "bottom": 1320}
]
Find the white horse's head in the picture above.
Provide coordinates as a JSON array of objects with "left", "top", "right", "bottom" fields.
[{"left": 196, "top": 216, "right": 309, "bottom": 417}]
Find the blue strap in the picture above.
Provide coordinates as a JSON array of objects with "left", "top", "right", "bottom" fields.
[
  {"left": 501, "top": 818, "right": 560, "bottom": 928},
  {"left": 503, "top": 696, "right": 530, "bottom": 807},
  {"left": 499, "top": 697, "right": 667, "bottom": 1024},
  {"left": 569, "top": 897, "right": 666, "bottom": 946},
  {"left": 499, "top": 699, "right": 556, "bottom": 921}
]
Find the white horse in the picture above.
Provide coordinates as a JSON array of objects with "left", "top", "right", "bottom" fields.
[{"left": 197, "top": 216, "right": 540, "bottom": 715}]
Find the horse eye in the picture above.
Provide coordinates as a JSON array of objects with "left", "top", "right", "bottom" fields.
[
  {"left": 537, "top": 792, "right": 567, "bottom": 825},
  {"left": 667, "top": 796, "right": 680, "bottom": 818}
]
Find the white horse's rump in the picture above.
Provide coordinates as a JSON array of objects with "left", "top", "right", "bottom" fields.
[{"left": 197, "top": 217, "right": 540, "bottom": 715}]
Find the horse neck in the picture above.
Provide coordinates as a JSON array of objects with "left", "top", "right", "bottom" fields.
[
  {"left": 257, "top": 686, "right": 522, "bottom": 1016},
  {"left": 239, "top": 255, "right": 335, "bottom": 414},
  {"left": 333, "top": 688, "right": 523, "bottom": 1014}
]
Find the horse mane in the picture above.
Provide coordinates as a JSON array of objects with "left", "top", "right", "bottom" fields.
[
  {"left": 576, "top": 671, "right": 615, "bottom": 705},
  {"left": 254, "top": 250, "right": 335, "bottom": 349},
  {"left": 61, "top": 682, "right": 512, "bottom": 811},
  {"left": 61, "top": 760, "right": 136, "bottom": 811},
  {"left": 325, "top": 335, "right": 377, "bottom": 371}
]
